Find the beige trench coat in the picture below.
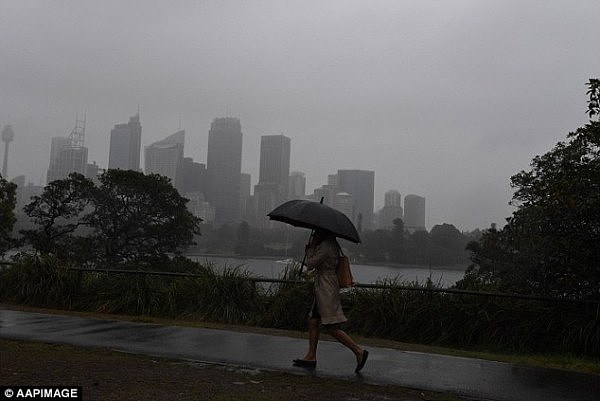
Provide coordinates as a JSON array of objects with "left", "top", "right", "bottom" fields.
[{"left": 306, "top": 237, "right": 347, "bottom": 325}]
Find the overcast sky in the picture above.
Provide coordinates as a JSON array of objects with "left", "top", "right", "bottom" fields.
[{"left": 1, "top": 1, "right": 598, "bottom": 231}]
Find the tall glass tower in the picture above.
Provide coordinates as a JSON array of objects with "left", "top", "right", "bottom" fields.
[
  {"left": 337, "top": 169, "right": 375, "bottom": 231},
  {"left": 108, "top": 113, "right": 142, "bottom": 171},
  {"left": 254, "top": 134, "right": 291, "bottom": 228},
  {"left": 206, "top": 117, "right": 243, "bottom": 225},
  {"left": 144, "top": 130, "right": 185, "bottom": 190}
]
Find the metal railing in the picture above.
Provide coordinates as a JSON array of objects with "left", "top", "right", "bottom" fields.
[{"left": 1, "top": 260, "right": 595, "bottom": 306}]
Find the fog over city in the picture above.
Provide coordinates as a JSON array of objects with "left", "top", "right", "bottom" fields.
[{"left": 1, "top": 1, "right": 599, "bottom": 231}]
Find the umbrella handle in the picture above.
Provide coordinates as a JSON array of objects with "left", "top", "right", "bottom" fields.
[{"left": 298, "top": 230, "right": 315, "bottom": 274}]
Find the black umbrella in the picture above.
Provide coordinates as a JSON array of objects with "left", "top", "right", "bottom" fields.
[{"left": 267, "top": 199, "right": 361, "bottom": 243}]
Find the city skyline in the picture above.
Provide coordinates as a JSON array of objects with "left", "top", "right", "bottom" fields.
[
  {"left": 4, "top": 110, "right": 428, "bottom": 231},
  {"left": 2, "top": 2, "right": 599, "bottom": 231}
]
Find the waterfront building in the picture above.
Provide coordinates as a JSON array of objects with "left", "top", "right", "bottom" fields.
[
  {"left": 337, "top": 169, "right": 375, "bottom": 230},
  {"left": 404, "top": 194, "right": 426, "bottom": 232}
]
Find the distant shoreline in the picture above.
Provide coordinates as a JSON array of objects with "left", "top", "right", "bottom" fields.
[{"left": 185, "top": 253, "right": 469, "bottom": 272}]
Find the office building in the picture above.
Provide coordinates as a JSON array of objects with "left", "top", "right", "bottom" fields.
[
  {"left": 334, "top": 192, "right": 354, "bottom": 221},
  {"left": 258, "top": 135, "right": 291, "bottom": 197},
  {"left": 144, "top": 130, "right": 185, "bottom": 190},
  {"left": 379, "top": 190, "right": 404, "bottom": 229},
  {"left": 186, "top": 192, "right": 215, "bottom": 223},
  {"left": 240, "top": 172, "right": 252, "bottom": 222},
  {"left": 206, "top": 117, "right": 243, "bottom": 225},
  {"left": 46, "top": 117, "right": 88, "bottom": 183},
  {"left": 108, "top": 113, "right": 142, "bottom": 171},
  {"left": 254, "top": 135, "right": 291, "bottom": 228},
  {"left": 337, "top": 169, "right": 375, "bottom": 230},
  {"left": 404, "top": 194, "right": 426, "bottom": 232},
  {"left": 11, "top": 176, "right": 43, "bottom": 210},
  {"left": 85, "top": 161, "right": 101, "bottom": 182},
  {"left": 180, "top": 157, "right": 207, "bottom": 196},
  {"left": 311, "top": 173, "right": 339, "bottom": 206},
  {"left": 288, "top": 171, "right": 306, "bottom": 199}
]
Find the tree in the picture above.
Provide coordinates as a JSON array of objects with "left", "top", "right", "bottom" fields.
[
  {"left": 21, "top": 173, "right": 94, "bottom": 260},
  {"left": 389, "top": 218, "right": 405, "bottom": 262},
  {"left": 234, "top": 221, "right": 250, "bottom": 255},
  {"left": 0, "top": 174, "right": 17, "bottom": 256},
  {"left": 360, "top": 229, "right": 391, "bottom": 262},
  {"left": 23, "top": 170, "right": 201, "bottom": 267},
  {"left": 429, "top": 223, "right": 468, "bottom": 266},
  {"left": 459, "top": 80, "right": 600, "bottom": 299},
  {"left": 586, "top": 78, "right": 600, "bottom": 120},
  {"left": 87, "top": 169, "right": 201, "bottom": 267}
]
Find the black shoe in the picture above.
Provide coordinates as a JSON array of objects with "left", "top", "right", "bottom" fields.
[
  {"left": 293, "top": 359, "right": 316, "bottom": 368},
  {"left": 355, "top": 350, "right": 369, "bottom": 373}
]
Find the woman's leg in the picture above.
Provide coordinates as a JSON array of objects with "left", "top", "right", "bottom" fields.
[
  {"left": 302, "top": 317, "right": 320, "bottom": 360},
  {"left": 326, "top": 326, "right": 365, "bottom": 362}
]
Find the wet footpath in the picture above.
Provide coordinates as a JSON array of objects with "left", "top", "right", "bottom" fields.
[{"left": 1, "top": 308, "right": 598, "bottom": 401}]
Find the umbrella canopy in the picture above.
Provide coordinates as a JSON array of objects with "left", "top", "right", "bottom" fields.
[{"left": 267, "top": 199, "right": 361, "bottom": 243}]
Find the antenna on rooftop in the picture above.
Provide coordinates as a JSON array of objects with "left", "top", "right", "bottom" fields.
[{"left": 68, "top": 113, "right": 86, "bottom": 148}]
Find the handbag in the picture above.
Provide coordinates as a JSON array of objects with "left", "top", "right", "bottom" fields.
[{"left": 336, "top": 248, "right": 354, "bottom": 288}]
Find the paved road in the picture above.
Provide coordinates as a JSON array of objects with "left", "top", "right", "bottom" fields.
[{"left": 1, "top": 308, "right": 598, "bottom": 401}]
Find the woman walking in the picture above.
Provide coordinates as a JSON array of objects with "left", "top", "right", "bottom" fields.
[{"left": 293, "top": 229, "right": 369, "bottom": 373}]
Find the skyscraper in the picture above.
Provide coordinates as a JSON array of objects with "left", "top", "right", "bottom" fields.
[
  {"left": 258, "top": 135, "right": 291, "bottom": 199},
  {"left": 254, "top": 135, "right": 291, "bottom": 228},
  {"left": 144, "top": 130, "right": 185, "bottom": 190},
  {"left": 288, "top": 171, "right": 306, "bottom": 199},
  {"left": 2, "top": 124, "right": 14, "bottom": 178},
  {"left": 337, "top": 169, "right": 375, "bottom": 230},
  {"left": 46, "top": 117, "right": 88, "bottom": 183},
  {"left": 240, "top": 172, "right": 252, "bottom": 222},
  {"left": 334, "top": 192, "right": 354, "bottom": 221},
  {"left": 206, "top": 117, "right": 243, "bottom": 225},
  {"left": 404, "top": 194, "right": 426, "bottom": 232},
  {"left": 379, "top": 190, "right": 403, "bottom": 229},
  {"left": 108, "top": 113, "right": 142, "bottom": 171},
  {"left": 180, "top": 157, "right": 207, "bottom": 196}
]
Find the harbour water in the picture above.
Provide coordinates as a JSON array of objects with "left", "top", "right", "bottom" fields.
[{"left": 189, "top": 255, "right": 466, "bottom": 288}]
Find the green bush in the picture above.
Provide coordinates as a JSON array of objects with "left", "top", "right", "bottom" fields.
[
  {"left": 0, "top": 254, "right": 81, "bottom": 309},
  {"left": 1, "top": 256, "right": 598, "bottom": 357},
  {"left": 259, "top": 265, "right": 312, "bottom": 330}
]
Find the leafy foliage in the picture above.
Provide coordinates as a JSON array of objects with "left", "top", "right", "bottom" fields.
[
  {"left": 586, "top": 78, "right": 600, "bottom": 120},
  {"left": 22, "top": 170, "right": 202, "bottom": 267},
  {"left": 87, "top": 169, "right": 201, "bottom": 267},
  {"left": 0, "top": 173, "right": 17, "bottom": 255},
  {"left": 357, "top": 221, "right": 472, "bottom": 266},
  {"left": 21, "top": 173, "right": 94, "bottom": 261},
  {"left": 459, "top": 81, "right": 600, "bottom": 300}
]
